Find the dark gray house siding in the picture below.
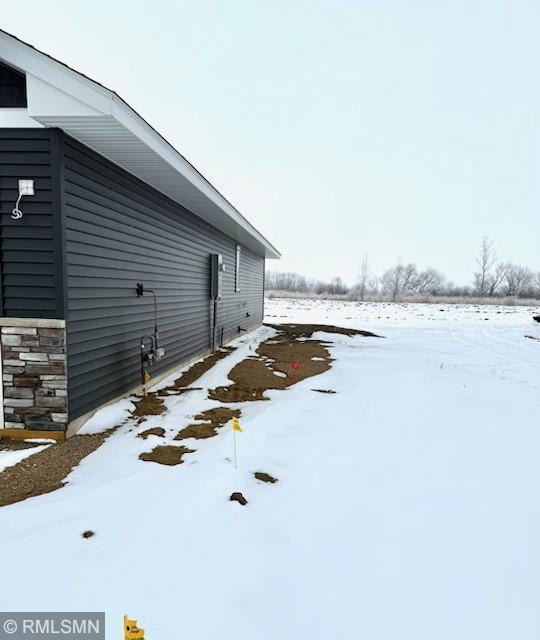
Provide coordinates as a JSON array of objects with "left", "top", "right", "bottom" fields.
[
  {"left": 0, "top": 127, "right": 267, "bottom": 426},
  {"left": 0, "top": 37, "right": 277, "bottom": 435},
  {"left": 0, "top": 128, "right": 64, "bottom": 318},
  {"left": 62, "top": 135, "right": 265, "bottom": 420}
]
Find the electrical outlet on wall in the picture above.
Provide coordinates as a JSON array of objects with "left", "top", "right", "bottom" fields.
[{"left": 18, "top": 179, "right": 34, "bottom": 196}]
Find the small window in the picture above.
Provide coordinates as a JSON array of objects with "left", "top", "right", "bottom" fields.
[
  {"left": 235, "top": 244, "right": 241, "bottom": 292},
  {"left": 0, "top": 62, "right": 27, "bottom": 107}
]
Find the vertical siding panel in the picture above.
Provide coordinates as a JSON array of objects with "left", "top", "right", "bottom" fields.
[
  {"left": 0, "top": 128, "right": 63, "bottom": 318},
  {"left": 63, "top": 135, "right": 264, "bottom": 420}
]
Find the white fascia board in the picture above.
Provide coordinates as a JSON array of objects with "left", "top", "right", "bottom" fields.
[{"left": 27, "top": 75, "right": 108, "bottom": 118}]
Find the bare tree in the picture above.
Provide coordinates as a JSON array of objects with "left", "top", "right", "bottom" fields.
[
  {"left": 330, "top": 277, "right": 348, "bottom": 295},
  {"left": 380, "top": 262, "right": 418, "bottom": 300},
  {"left": 401, "top": 263, "right": 418, "bottom": 294},
  {"left": 486, "top": 262, "right": 507, "bottom": 297},
  {"left": 265, "top": 271, "right": 352, "bottom": 296},
  {"left": 265, "top": 271, "right": 309, "bottom": 292},
  {"left": 474, "top": 237, "right": 496, "bottom": 295},
  {"left": 502, "top": 264, "right": 533, "bottom": 297},
  {"left": 415, "top": 268, "right": 445, "bottom": 295},
  {"left": 380, "top": 264, "right": 404, "bottom": 301},
  {"left": 355, "top": 254, "right": 369, "bottom": 301}
]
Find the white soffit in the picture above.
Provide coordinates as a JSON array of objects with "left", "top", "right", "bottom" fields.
[{"left": 0, "top": 30, "right": 280, "bottom": 259}]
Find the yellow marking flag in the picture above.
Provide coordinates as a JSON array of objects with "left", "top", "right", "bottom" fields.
[{"left": 232, "top": 417, "right": 243, "bottom": 432}]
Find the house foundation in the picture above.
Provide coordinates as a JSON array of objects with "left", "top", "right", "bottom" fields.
[{"left": 0, "top": 318, "right": 67, "bottom": 432}]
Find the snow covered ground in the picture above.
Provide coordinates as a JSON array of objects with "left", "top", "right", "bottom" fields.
[
  {"left": 2, "top": 298, "right": 540, "bottom": 640},
  {"left": 0, "top": 443, "right": 49, "bottom": 473}
]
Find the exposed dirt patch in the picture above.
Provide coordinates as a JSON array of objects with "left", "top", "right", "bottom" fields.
[
  {"left": 194, "top": 407, "right": 241, "bottom": 426},
  {"left": 132, "top": 348, "right": 236, "bottom": 418},
  {"left": 0, "top": 438, "right": 44, "bottom": 452},
  {"left": 230, "top": 491, "right": 248, "bottom": 505},
  {"left": 131, "top": 393, "right": 166, "bottom": 418},
  {"left": 254, "top": 471, "right": 278, "bottom": 483},
  {"left": 158, "top": 387, "right": 202, "bottom": 397},
  {"left": 265, "top": 323, "right": 382, "bottom": 339},
  {"left": 0, "top": 431, "right": 111, "bottom": 508},
  {"left": 311, "top": 388, "right": 337, "bottom": 394},
  {"left": 209, "top": 383, "right": 266, "bottom": 402},
  {"left": 209, "top": 322, "right": 380, "bottom": 403},
  {"left": 137, "top": 427, "right": 166, "bottom": 439},
  {"left": 174, "top": 407, "right": 241, "bottom": 441},
  {"left": 175, "top": 423, "right": 219, "bottom": 440},
  {"left": 209, "top": 340, "right": 331, "bottom": 402},
  {"left": 172, "top": 347, "right": 235, "bottom": 389},
  {"left": 139, "top": 445, "right": 194, "bottom": 466},
  {"left": 82, "top": 530, "right": 95, "bottom": 539}
]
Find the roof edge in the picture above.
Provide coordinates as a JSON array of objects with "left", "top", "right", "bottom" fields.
[{"left": 0, "top": 28, "right": 281, "bottom": 259}]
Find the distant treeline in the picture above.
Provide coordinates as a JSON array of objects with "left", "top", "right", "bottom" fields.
[{"left": 265, "top": 238, "right": 540, "bottom": 302}]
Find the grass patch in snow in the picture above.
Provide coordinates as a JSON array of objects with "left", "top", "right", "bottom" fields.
[
  {"left": 175, "top": 407, "right": 241, "bottom": 441},
  {"left": 254, "top": 471, "right": 278, "bottom": 483},
  {"left": 131, "top": 393, "right": 166, "bottom": 418},
  {"left": 174, "top": 423, "right": 218, "bottom": 440},
  {"left": 265, "top": 323, "right": 382, "bottom": 339},
  {"left": 132, "top": 348, "right": 239, "bottom": 419},
  {"left": 157, "top": 387, "right": 202, "bottom": 397},
  {"left": 172, "top": 347, "right": 236, "bottom": 389},
  {"left": 139, "top": 445, "right": 194, "bottom": 466},
  {"left": 193, "top": 407, "right": 242, "bottom": 426},
  {"left": 229, "top": 492, "right": 248, "bottom": 505},
  {"left": 208, "top": 323, "right": 379, "bottom": 403},
  {"left": 137, "top": 427, "right": 166, "bottom": 439},
  {"left": 209, "top": 341, "right": 331, "bottom": 402}
]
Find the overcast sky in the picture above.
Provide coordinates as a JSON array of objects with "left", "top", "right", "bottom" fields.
[{"left": 2, "top": 0, "right": 538, "bottom": 285}]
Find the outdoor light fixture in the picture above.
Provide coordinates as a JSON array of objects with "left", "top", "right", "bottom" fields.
[{"left": 11, "top": 179, "right": 34, "bottom": 220}]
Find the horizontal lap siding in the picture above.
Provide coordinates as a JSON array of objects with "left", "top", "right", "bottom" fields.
[
  {"left": 63, "top": 135, "right": 264, "bottom": 420},
  {"left": 0, "top": 129, "right": 63, "bottom": 318}
]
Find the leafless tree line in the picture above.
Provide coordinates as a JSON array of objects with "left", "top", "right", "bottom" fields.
[
  {"left": 472, "top": 237, "right": 539, "bottom": 298},
  {"left": 265, "top": 238, "right": 540, "bottom": 302},
  {"left": 265, "top": 272, "right": 349, "bottom": 296}
]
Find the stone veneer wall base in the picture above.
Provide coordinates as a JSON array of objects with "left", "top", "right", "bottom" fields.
[{"left": 1, "top": 318, "right": 68, "bottom": 432}]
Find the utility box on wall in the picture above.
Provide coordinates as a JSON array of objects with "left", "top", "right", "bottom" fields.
[{"left": 210, "top": 253, "right": 224, "bottom": 300}]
